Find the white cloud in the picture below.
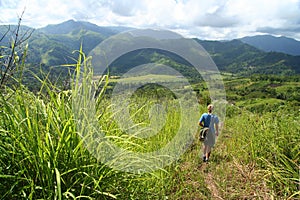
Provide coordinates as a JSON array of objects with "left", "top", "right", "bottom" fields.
[{"left": 1, "top": 0, "right": 300, "bottom": 40}]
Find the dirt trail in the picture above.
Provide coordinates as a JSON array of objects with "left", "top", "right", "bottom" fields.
[
  {"left": 192, "top": 131, "right": 272, "bottom": 200},
  {"left": 173, "top": 139, "right": 226, "bottom": 199},
  {"left": 197, "top": 161, "right": 224, "bottom": 200},
  {"left": 203, "top": 169, "right": 224, "bottom": 200},
  {"left": 172, "top": 130, "right": 270, "bottom": 199}
]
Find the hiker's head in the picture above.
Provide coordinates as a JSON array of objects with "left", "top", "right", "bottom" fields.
[{"left": 207, "top": 104, "right": 214, "bottom": 113}]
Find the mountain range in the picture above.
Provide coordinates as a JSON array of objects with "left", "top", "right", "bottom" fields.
[
  {"left": 1, "top": 19, "right": 299, "bottom": 77},
  {"left": 240, "top": 35, "right": 300, "bottom": 56}
]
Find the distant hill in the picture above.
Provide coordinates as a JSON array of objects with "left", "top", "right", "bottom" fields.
[
  {"left": 239, "top": 35, "right": 300, "bottom": 56},
  {"left": 1, "top": 20, "right": 299, "bottom": 78},
  {"left": 29, "top": 20, "right": 132, "bottom": 66},
  {"left": 198, "top": 39, "right": 300, "bottom": 75},
  {"left": 39, "top": 19, "right": 130, "bottom": 36}
]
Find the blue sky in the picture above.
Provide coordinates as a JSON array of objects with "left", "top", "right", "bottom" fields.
[{"left": 1, "top": 0, "right": 300, "bottom": 40}]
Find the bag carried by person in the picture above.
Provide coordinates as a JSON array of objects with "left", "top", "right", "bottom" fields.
[{"left": 199, "top": 127, "right": 209, "bottom": 141}]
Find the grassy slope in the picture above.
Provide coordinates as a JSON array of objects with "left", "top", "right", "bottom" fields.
[
  {"left": 167, "top": 105, "right": 299, "bottom": 199},
  {"left": 1, "top": 52, "right": 299, "bottom": 199}
]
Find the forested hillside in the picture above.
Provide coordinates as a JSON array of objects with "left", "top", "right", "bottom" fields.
[
  {"left": 1, "top": 20, "right": 299, "bottom": 79},
  {"left": 198, "top": 39, "right": 300, "bottom": 75}
]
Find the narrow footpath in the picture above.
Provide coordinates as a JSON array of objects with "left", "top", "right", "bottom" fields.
[{"left": 169, "top": 129, "right": 272, "bottom": 199}]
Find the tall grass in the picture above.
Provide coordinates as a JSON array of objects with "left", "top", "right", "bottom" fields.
[
  {"left": 220, "top": 105, "right": 300, "bottom": 198},
  {"left": 0, "top": 51, "right": 107, "bottom": 198},
  {"left": 0, "top": 49, "right": 200, "bottom": 199},
  {"left": 0, "top": 75, "right": 122, "bottom": 198}
]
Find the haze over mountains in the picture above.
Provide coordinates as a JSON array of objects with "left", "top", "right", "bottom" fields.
[{"left": 1, "top": 19, "right": 299, "bottom": 76}]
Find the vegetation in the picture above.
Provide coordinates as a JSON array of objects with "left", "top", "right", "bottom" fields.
[
  {"left": 0, "top": 19, "right": 299, "bottom": 199},
  {"left": 198, "top": 39, "right": 300, "bottom": 75},
  {"left": 0, "top": 51, "right": 185, "bottom": 199}
]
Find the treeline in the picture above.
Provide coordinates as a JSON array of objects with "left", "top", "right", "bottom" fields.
[{"left": 249, "top": 74, "right": 300, "bottom": 82}]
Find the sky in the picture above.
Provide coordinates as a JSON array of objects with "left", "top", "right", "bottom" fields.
[{"left": 1, "top": 0, "right": 300, "bottom": 41}]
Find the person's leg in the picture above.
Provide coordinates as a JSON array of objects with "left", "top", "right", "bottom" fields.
[
  {"left": 203, "top": 144, "right": 211, "bottom": 162},
  {"left": 205, "top": 131, "right": 214, "bottom": 161},
  {"left": 205, "top": 146, "right": 211, "bottom": 161},
  {"left": 203, "top": 144, "right": 207, "bottom": 161}
]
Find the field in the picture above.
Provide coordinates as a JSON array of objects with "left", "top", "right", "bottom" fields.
[{"left": 0, "top": 52, "right": 299, "bottom": 199}]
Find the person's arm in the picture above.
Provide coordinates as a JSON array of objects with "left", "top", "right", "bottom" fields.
[
  {"left": 215, "top": 116, "right": 219, "bottom": 136},
  {"left": 198, "top": 115, "right": 204, "bottom": 127},
  {"left": 199, "top": 121, "right": 204, "bottom": 127}
]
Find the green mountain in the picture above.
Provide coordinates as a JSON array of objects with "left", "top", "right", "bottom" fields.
[
  {"left": 27, "top": 20, "right": 131, "bottom": 66},
  {"left": 240, "top": 35, "right": 300, "bottom": 56},
  {"left": 108, "top": 39, "right": 300, "bottom": 77},
  {"left": 1, "top": 20, "right": 299, "bottom": 77},
  {"left": 197, "top": 39, "right": 300, "bottom": 75}
]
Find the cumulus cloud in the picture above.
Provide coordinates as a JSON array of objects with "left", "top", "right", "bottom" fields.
[
  {"left": 194, "top": 7, "right": 239, "bottom": 28},
  {"left": 1, "top": 0, "right": 300, "bottom": 40},
  {"left": 108, "top": 0, "right": 146, "bottom": 17}
]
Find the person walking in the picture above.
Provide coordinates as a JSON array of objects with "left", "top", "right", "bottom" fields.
[{"left": 198, "top": 104, "right": 219, "bottom": 162}]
